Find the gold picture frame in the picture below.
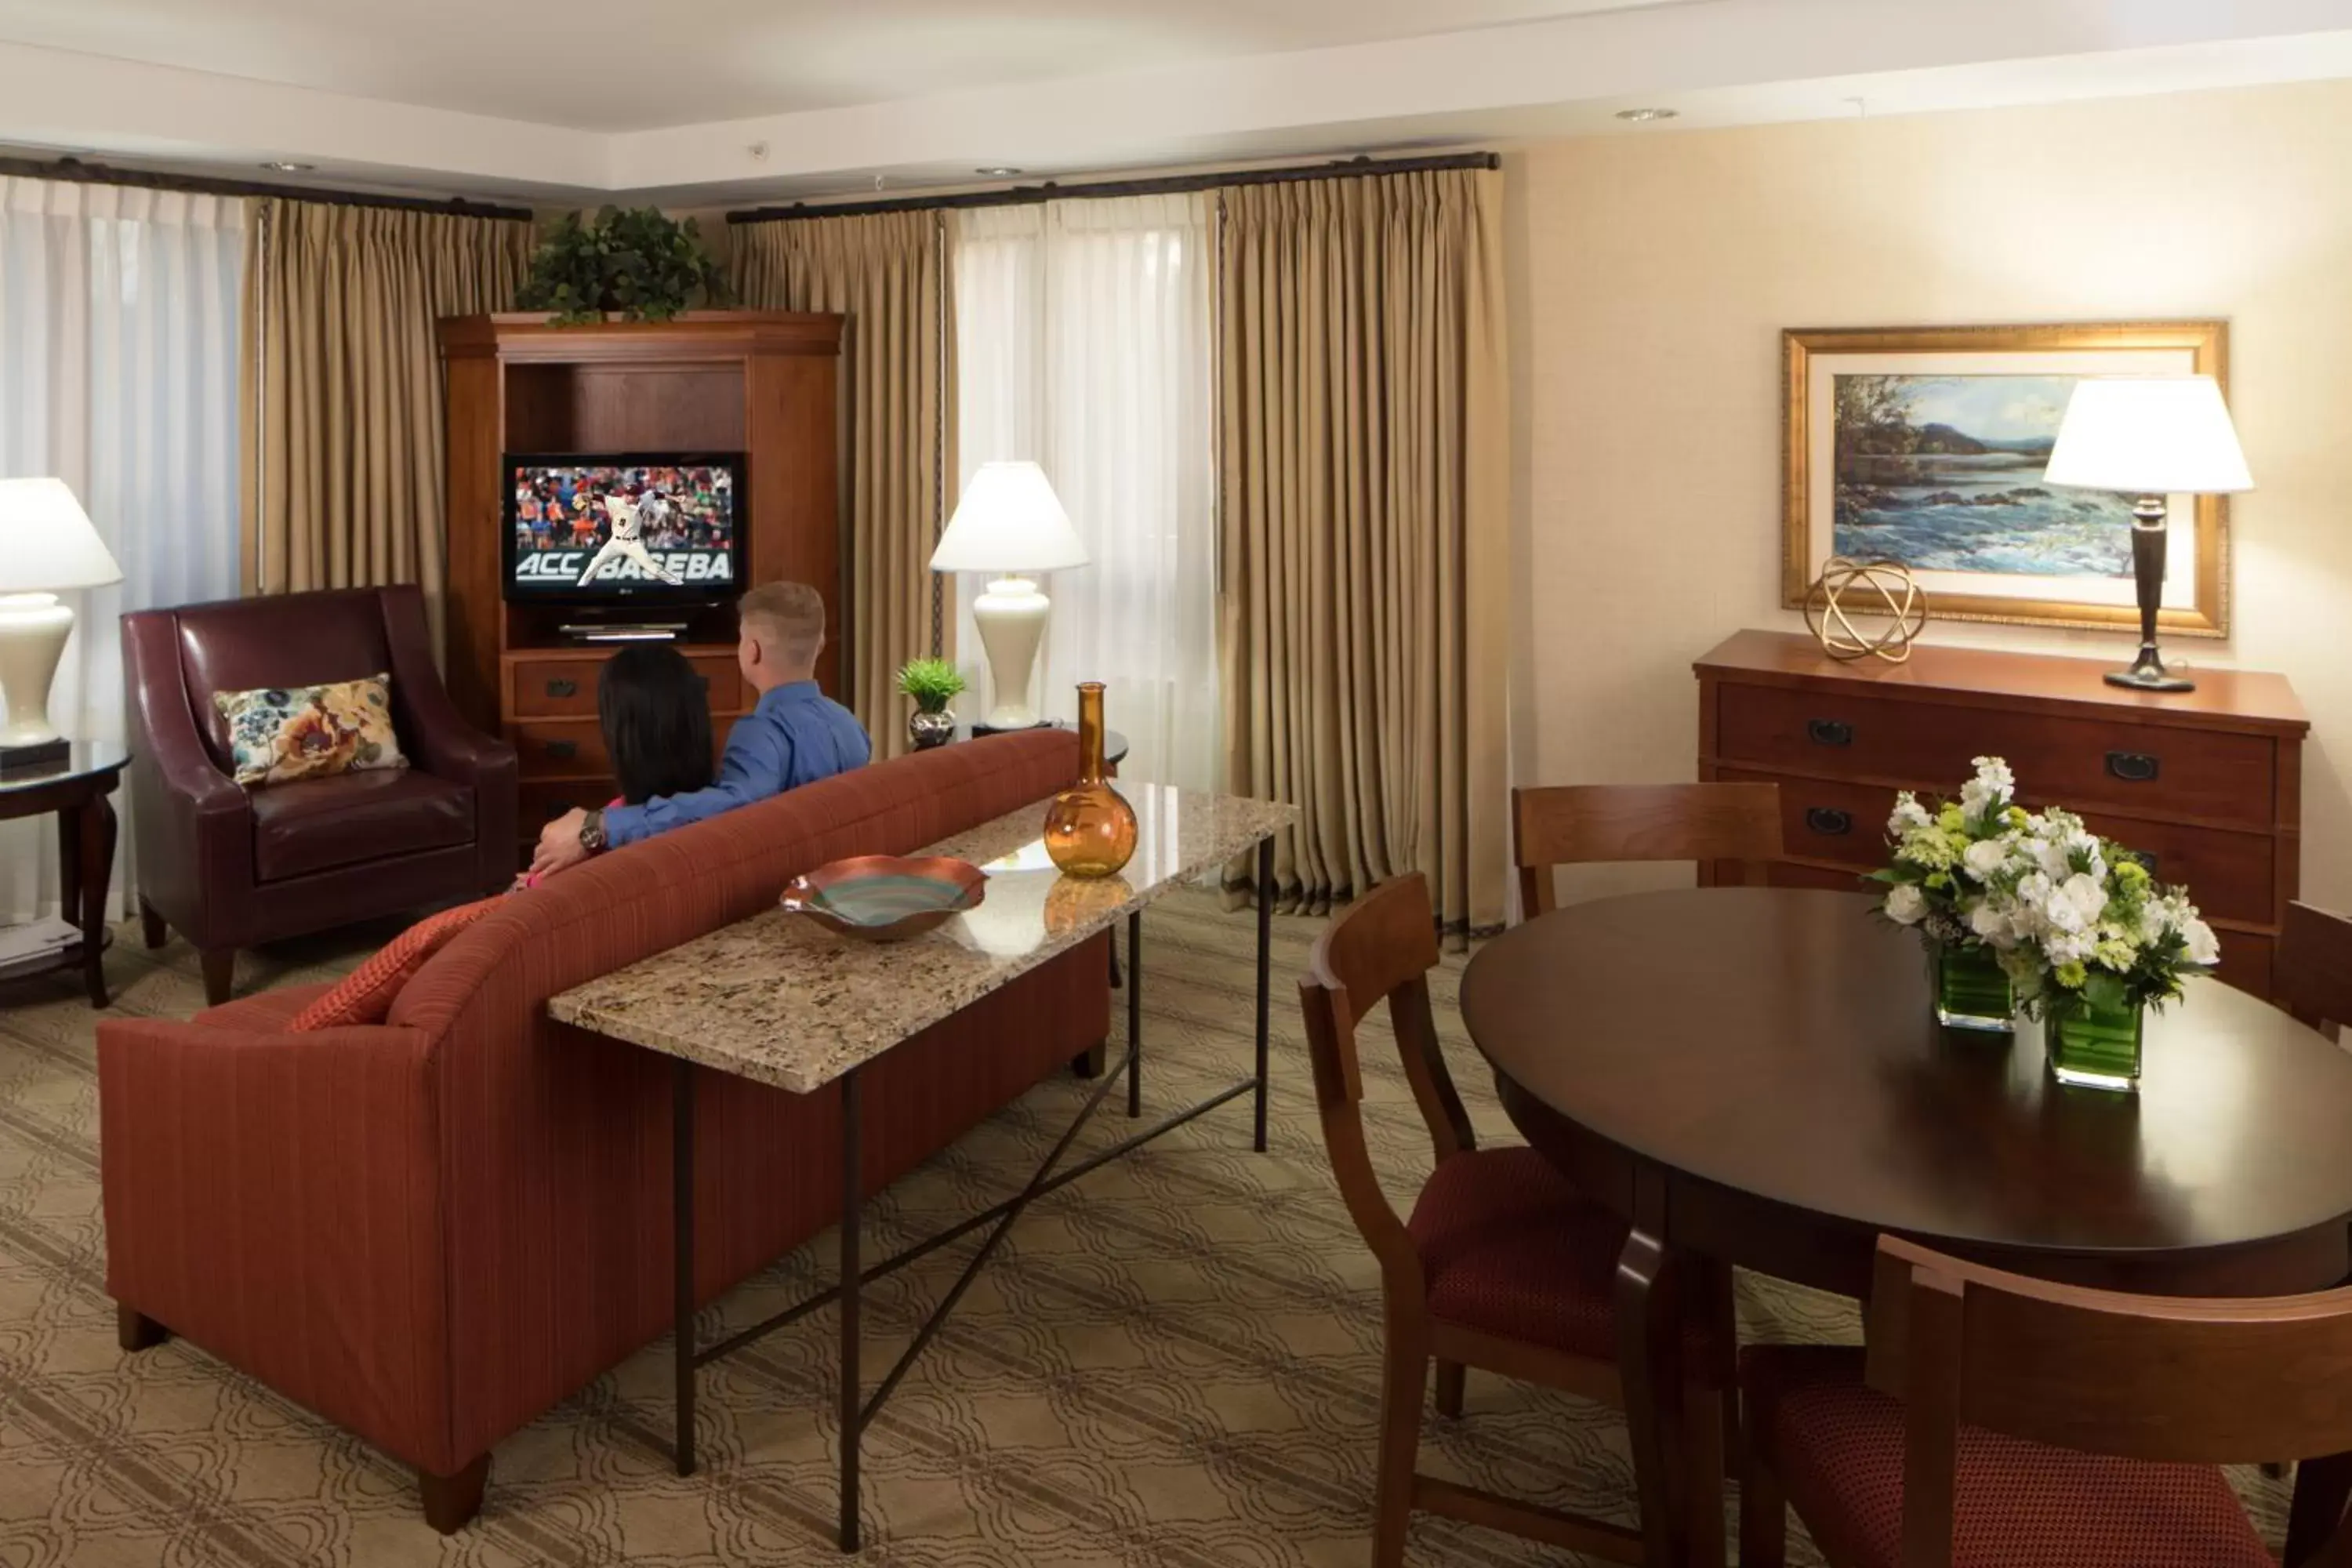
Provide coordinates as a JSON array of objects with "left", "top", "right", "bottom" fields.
[{"left": 1782, "top": 321, "right": 2230, "bottom": 637}]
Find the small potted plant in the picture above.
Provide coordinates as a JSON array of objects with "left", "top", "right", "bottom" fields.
[
  {"left": 516, "top": 206, "right": 731, "bottom": 325},
  {"left": 896, "top": 658, "right": 965, "bottom": 751},
  {"left": 1873, "top": 756, "right": 2028, "bottom": 1031}
]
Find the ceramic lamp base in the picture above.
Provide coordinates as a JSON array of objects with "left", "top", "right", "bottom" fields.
[
  {"left": 972, "top": 575, "right": 1051, "bottom": 729},
  {"left": 0, "top": 592, "right": 73, "bottom": 757}
]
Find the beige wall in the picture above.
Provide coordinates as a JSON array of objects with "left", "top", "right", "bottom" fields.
[{"left": 1508, "top": 78, "right": 2352, "bottom": 913}]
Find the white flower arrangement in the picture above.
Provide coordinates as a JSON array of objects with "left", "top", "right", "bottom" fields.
[{"left": 1875, "top": 757, "right": 2220, "bottom": 1018}]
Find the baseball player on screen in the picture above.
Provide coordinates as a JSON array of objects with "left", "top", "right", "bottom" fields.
[{"left": 575, "top": 490, "right": 685, "bottom": 587}]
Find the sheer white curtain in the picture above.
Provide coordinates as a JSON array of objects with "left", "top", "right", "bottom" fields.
[
  {"left": 953, "top": 194, "right": 1218, "bottom": 791},
  {"left": 0, "top": 178, "right": 245, "bottom": 920}
]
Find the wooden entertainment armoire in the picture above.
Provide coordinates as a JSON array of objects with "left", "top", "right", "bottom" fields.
[{"left": 437, "top": 312, "right": 844, "bottom": 853}]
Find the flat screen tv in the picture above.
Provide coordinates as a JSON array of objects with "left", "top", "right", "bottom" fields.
[{"left": 503, "top": 452, "right": 743, "bottom": 606}]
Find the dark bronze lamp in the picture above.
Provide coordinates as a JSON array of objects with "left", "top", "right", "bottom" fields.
[{"left": 2044, "top": 376, "right": 2251, "bottom": 693}]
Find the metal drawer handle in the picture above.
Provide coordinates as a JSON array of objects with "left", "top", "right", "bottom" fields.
[
  {"left": 1805, "top": 807, "right": 1853, "bottom": 837},
  {"left": 545, "top": 739, "right": 577, "bottom": 761},
  {"left": 2106, "top": 750, "right": 2160, "bottom": 783},
  {"left": 2123, "top": 848, "right": 2161, "bottom": 880},
  {"left": 546, "top": 677, "right": 578, "bottom": 699},
  {"left": 1806, "top": 718, "right": 1853, "bottom": 747}
]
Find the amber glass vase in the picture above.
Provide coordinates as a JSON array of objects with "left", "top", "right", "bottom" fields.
[{"left": 1043, "top": 683, "right": 1138, "bottom": 879}]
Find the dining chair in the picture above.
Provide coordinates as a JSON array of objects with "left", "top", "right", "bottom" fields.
[
  {"left": 1740, "top": 1232, "right": 2352, "bottom": 1568},
  {"left": 2278, "top": 900, "right": 2352, "bottom": 1044},
  {"left": 1298, "top": 872, "right": 1732, "bottom": 1567},
  {"left": 1512, "top": 782, "right": 1784, "bottom": 916}
]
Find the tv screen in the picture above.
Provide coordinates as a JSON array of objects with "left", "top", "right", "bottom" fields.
[{"left": 503, "top": 453, "right": 742, "bottom": 603}]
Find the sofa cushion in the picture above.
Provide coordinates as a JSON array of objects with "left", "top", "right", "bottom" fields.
[
  {"left": 289, "top": 898, "right": 503, "bottom": 1031},
  {"left": 213, "top": 671, "right": 406, "bottom": 786},
  {"left": 252, "top": 770, "right": 474, "bottom": 882}
]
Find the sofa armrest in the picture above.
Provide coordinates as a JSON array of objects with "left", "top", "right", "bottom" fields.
[
  {"left": 379, "top": 586, "right": 517, "bottom": 885},
  {"left": 379, "top": 586, "right": 517, "bottom": 788},
  {"left": 96, "top": 1014, "right": 458, "bottom": 1475},
  {"left": 122, "top": 609, "right": 254, "bottom": 936}
]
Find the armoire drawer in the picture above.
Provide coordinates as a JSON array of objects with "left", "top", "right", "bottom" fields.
[
  {"left": 1718, "top": 768, "right": 2278, "bottom": 928},
  {"left": 1714, "top": 681, "right": 2277, "bottom": 830},
  {"left": 508, "top": 652, "right": 740, "bottom": 718},
  {"left": 511, "top": 717, "right": 610, "bottom": 779}
]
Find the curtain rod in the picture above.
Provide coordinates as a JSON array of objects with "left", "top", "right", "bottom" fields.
[
  {"left": 0, "top": 155, "right": 536, "bottom": 222},
  {"left": 727, "top": 151, "right": 1501, "bottom": 224}
]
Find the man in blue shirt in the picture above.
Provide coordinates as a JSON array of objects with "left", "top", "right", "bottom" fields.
[{"left": 528, "top": 581, "right": 869, "bottom": 878}]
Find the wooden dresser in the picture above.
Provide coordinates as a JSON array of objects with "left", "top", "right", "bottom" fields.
[{"left": 1695, "top": 630, "right": 2308, "bottom": 998}]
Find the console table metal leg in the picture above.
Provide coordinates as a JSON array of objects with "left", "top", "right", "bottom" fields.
[
  {"left": 1126, "top": 911, "right": 1143, "bottom": 1120},
  {"left": 673, "top": 1056, "right": 696, "bottom": 1478},
  {"left": 838, "top": 1067, "right": 864, "bottom": 1553},
  {"left": 1253, "top": 837, "right": 1274, "bottom": 1153}
]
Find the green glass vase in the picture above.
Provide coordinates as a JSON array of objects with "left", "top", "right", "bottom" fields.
[
  {"left": 2047, "top": 996, "right": 2144, "bottom": 1092},
  {"left": 1932, "top": 943, "right": 2015, "bottom": 1033}
]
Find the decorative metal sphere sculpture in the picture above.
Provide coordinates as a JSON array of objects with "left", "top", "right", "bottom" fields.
[{"left": 1804, "top": 557, "right": 1929, "bottom": 664}]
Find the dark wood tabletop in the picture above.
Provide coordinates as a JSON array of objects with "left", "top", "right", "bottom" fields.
[{"left": 1461, "top": 887, "right": 2352, "bottom": 1300}]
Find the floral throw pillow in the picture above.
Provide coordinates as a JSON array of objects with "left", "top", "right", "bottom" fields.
[{"left": 212, "top": 673, "right": 407, "bottom": 786}]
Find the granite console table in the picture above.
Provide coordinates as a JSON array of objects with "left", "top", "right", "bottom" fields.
[{"left": 549, "top": 783, "right": 1297, "bottom": 1552}]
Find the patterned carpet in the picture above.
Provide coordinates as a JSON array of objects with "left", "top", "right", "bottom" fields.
[{"left": 0, "top": 892, "right": 2292, "bottom": 1566}]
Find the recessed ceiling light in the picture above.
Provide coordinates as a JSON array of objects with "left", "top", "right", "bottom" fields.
[
  {"left": 260, "top": 160, "right": 315, "bottom": 172},
  {"left": 1614, "top": 108, "right": 1679, "bottom": 123},
  {"left": 975, "top": 166, "right": 1023, "bottom": 177}
]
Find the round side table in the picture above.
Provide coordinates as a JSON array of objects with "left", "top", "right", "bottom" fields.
[
  {"left": 949, "top": 720, "right": 1130, "bottom": 771},
  {"left": 0, "top": 743, "right": 129, "bottom": 1007}
]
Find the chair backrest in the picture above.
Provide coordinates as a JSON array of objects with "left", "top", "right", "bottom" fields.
[
  {"left": 2278, "top": 901, "right": 2352, "bottom": 1043},
  {"left": 1864, "top": 1233, "right": 2352, "bottom": 1566},
  {"left": 1512, "top": 782, "right": 1784, "bottom": 916},
  {"left": 146, "top": 587, "right": 401, "bottom": 772},
  {"left": 1296, "top": 873, "right": 1475, "bottom": 1285}
]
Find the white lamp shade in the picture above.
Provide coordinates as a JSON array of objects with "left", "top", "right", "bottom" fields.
[
  {"left": 2044, "top": 376, "right": 2253, "bottom": 495},
  {"left": 931, "top": 461, "right": 1089, "bottom": 574},
  {"left": 0, "top": 478, "right": 122, "bottom": 592}
]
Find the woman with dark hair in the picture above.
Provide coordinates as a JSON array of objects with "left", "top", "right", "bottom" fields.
[
  {"left": 519, "top": 644, "right": 713, "bottom": 887},
  {"left": 598, "top": 643, "right": 715, "bottom": 805}
]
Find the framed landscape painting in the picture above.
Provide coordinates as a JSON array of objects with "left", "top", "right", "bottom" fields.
[{"left": 1782, "top": 321, "right": 2230, "bottom": 637}]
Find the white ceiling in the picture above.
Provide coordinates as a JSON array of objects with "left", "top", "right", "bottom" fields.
[
  {"left": 0, "top": 0, "right": 1683, "bottom": 131},
  {"left": 3, "top": 0, "right": 2352, "bottom": 204}
]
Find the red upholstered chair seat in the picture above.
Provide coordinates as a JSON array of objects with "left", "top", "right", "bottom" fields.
[
  {"left": 1407, "top": 1145, "right": 1676, "bottom": 1361},
  {"left": 1741, "top": 1344, "right": 2272, "bottom": 1568},
  {"left": 251, "top": 770, "right": 475, "bottom": 883}
]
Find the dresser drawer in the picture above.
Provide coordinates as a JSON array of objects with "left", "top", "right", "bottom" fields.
[
  {"left": 511, "top": 717, "right": 608, "bottom": 779},
  {"left": 1719, "top": 767, "right": 2277, "bottom": 927},
  {"left": 508, "top": 652, "right": 740, "bottom": 718},
  {"left": 1714, "top": 681, "right": 2277, "bottom": 829}
]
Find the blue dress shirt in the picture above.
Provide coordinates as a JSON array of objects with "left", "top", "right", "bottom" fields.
[{"left": 601, "top": 680, "right": 870, "bottom": 848}]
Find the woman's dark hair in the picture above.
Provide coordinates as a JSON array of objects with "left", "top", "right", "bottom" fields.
[{"left": 597, "top": 644, "right": 716, "bottom": 806}]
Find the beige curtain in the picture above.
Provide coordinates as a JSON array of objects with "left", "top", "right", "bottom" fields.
[
  {"left": 733, "top": 211, "right": 953, "bottom": 757},
  {"left": 241, "top": 199, "right": 531, "bottom": 647},
  {"left": 1217, "top": 169, "right": 1510, "bottom": 941}
]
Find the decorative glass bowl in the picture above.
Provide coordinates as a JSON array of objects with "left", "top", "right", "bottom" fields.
[{"left": 780, "top": 855, "right": 987, "bottom": 943}]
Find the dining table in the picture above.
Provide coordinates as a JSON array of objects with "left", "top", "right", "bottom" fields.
[{"left": 1460, "top": 885, "right": 2352, "bottom": 1568}]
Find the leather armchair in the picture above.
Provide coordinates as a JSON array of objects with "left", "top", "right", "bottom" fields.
[{"left": 122, "top": 585, "right": 517, "bottom": 1004}]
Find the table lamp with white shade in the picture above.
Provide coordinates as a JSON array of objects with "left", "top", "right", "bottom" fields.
[
  {"left": 0, "top": 479, "right": 122, "bottom": 769},
  {"left": 930, "top": 461, "right": 1089, "bottom": 731},
  {"left": 2044, "top": 376, "right": 2251, "bottom": 695}
]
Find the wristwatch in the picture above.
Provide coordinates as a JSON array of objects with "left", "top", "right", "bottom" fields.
[{"left": 579, "top": 807, "right": 608, "bottom": 855}]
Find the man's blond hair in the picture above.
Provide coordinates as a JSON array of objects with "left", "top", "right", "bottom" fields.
[{"left": 739, "top": 581, "right": 826, "bottom": 667}]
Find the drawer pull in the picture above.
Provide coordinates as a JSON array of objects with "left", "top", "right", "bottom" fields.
[
  {"left": 2121, "top": 848, "right": 2161, "bottom": 881},
  {"left": 545, "top": 739, "right": 577, "bottom": 761},
  {"left": 2105, "top": 750, "right": 2161, "bottom": 784},
  {"left": 546, "top": 677, "right": 578, "bottom": 699},
  {"left": 1805, "top": 807, "right": 1853, "bottom": 837},
  {"left": 1806, "top": 718, "right": 1853, "bottom": 747}
]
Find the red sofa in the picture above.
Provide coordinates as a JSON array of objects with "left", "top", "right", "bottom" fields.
[{"left": 96, "top": 731, "right": 1108, "bottom": 1531}]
